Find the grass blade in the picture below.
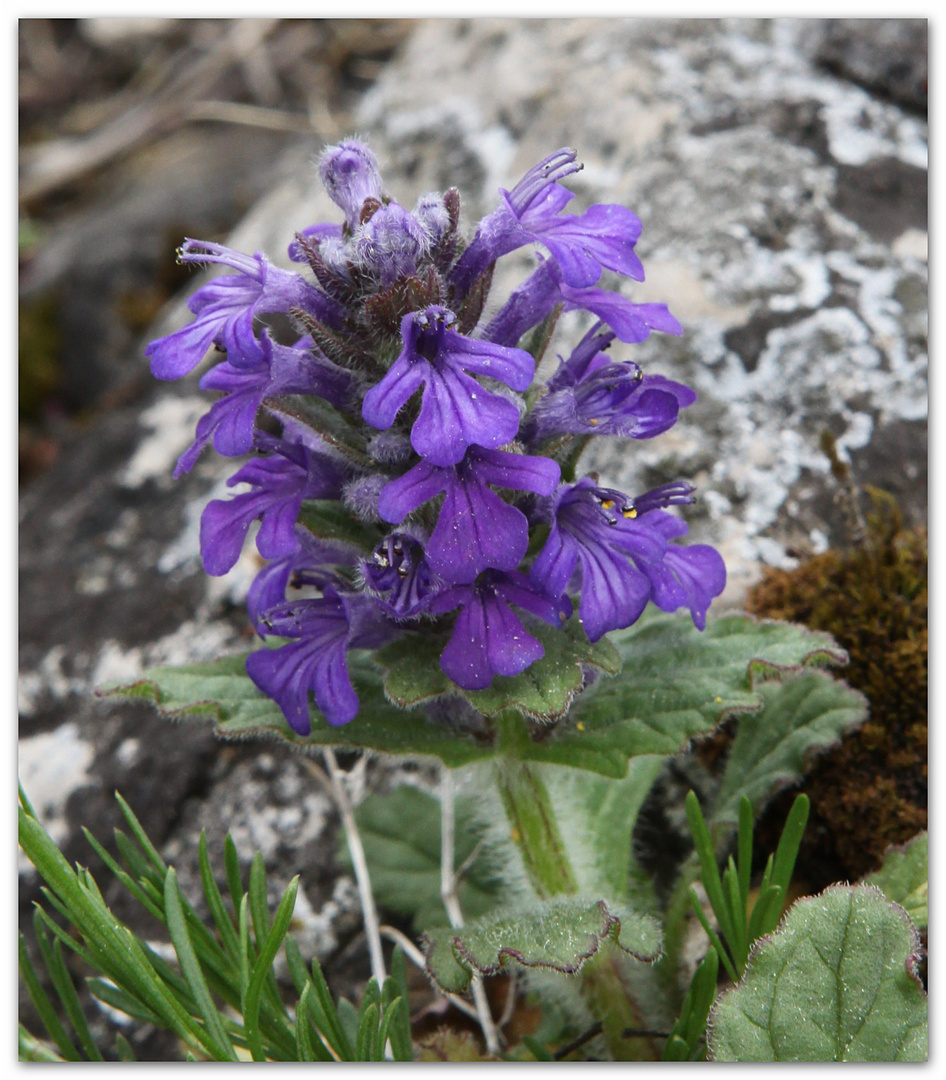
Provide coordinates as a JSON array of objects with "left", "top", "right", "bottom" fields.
[
  {"left": 18, "top": 932, "right": 80, "bottom": 1061},
  {"left": 164, "top": 867, "right": 238, "bottom": 1061}
]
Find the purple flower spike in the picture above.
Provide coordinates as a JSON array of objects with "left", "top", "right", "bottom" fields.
[
  {"left": 378, "top": 446, "right": 560, "bottom": 584},
  {"left": 199, "top": 436, "right": 344, "bottom": 576},
  {"left": 430, "top": 570, "right": 560, "bottom": 690},
  {"left": 319, "top": 139, "right": 383, "bottom": 230},
  {"left": 246, "top": 592, "right": 358, "bottom": 732},
  {"left": 146, "top": 240, "right": 337, "bottom": 379},
  {"left": 361, "top": 532, "right": 440, "bottom": 619},
  {"left": 362, "top": 306, "right": 534, "bottom": 467}
]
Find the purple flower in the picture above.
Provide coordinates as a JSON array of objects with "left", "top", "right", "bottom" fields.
[
  {"left": 247, "top": 585, "right": 394, "bottom": 733},
  {"left": 378, "top": 446, "right": 560, "bottom": 584},
  {"left": 246, "top": 591, "right": 355, "bottom": 732},
  {"left": 485, "top": 258, "right": 682, "bottom": 348},
  {"left": 288, "top": 223, "right": 343, "bottom": 263},
  {"left": 633, "top": 506, "right": 727, "bottom": 631},
  {"left": 452, "top": 149, "right": 644, "bottom": 297},
  {"left": 429, "top": 570, "right": 560, "bottom": 689},
  {"left": 361, "top": 532, "right": 440, "bottom": 619},
  {"left": 174, "top": 332, "right": 354, "bottom": 477},
  {"left": 199, "top": 434, "right": 345, "bottom": 576},
  {"left": 525, "top": 334, "right": 696, "bottom": 443},
  {"left": 319, "top": 139, "right": 384, "bottom": 230},
  {"left": 530, "top": 477, "right": 723, "bottom": 642},
  {"left": 362, "top": 306, "right": 534, "bottom": 466},
  {"left": 246, "top": 526, "right": 355, "bottom": 629},
  {"left": 146, "top": 240, "right": 339, "bottom": 379}
]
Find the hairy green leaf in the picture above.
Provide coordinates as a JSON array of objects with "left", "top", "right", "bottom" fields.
[
  {"left": 517, "top": 612, "right": 848, "bottom": 777},
  {"left": 708, "top": 884, "right": 927, "bottom": 1062},
  {"left": 711, "top": 671, "right": 867, "bottom": 831},
  {"left": 864, "top": 832, "right": 927, "bottom": 932},
  {"left": 424, "top": 898, "right": 661, "bottom": 994}
]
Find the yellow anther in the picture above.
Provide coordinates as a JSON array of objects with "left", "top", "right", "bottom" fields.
[
  {"left": 576, "top": 721, "right": 585, "bottom": 732},
  {"left": 601, "top": 499, "right": 615, "bottom": 510},
  {"left": 588, "top": 418, "right": 599, "bottom": 426},
  {"left": 623, "top": 507, "right": 638, "bottom": 519}
]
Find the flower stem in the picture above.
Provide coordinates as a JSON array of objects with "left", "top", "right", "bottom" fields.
[
  {"left": 493, "top": 710, "right": 657, "bottom": 1060},
  {"left": 494, "top": 712, "right": 577, "bottom": 899}
]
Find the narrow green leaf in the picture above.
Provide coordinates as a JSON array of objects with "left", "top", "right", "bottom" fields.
[
  {"left": 19, "top": 1024, "right": 67, "bottom": 1062},
  {"left": 737, "top": 797, "right": 753, "bottom": 910},
  {"left": 685, "top": 791, "right": 738, "bottom": 951},
  {"left": 687, "top": 888, "right": 739, "bottom": 985},
  {"left": 247, "top": 853, "right": 283, "bottom": 1013},
  {"left": 382, "top": 950, "right": 414, "bottom": 1061},
  {"left": 19, "top": 781, "right": 39, "bottom": 820},
  {"left": 723, "top": 858, "right": 748, "bottom": 972},
  {"left": 295, "top": 982, "right": 334, "bottom": 1062},
  {"left": 308, "top": 954, "right": 352, "bottom": 1060},
  {"left": 243, "top": 876, "right": 299, "bottom": 1062},
  {"left": 237, "top": 895, "right": 251, "bottom": 1012},
  {"left": 747, "top": 885, "right": 784, "bottom": 942},
  {"left": 113, "top": 829, "right": 158, "bottom": 887},
  {"left": 114, "top": 1033, "right": 137, "bottom": 1062},
  {"left": 198, "top": 832, "right": 241, "bottom": 961},
  {"left": 708, "top": 885, "right": 928, "bottom": 1061},
  {"left": 82, "top": 828, "right": 164, "bottom": 921},
  {"left": 40, "top": 934, "right": 104, "bottom": 1061},
  {"left": 770, "top": 794, "right": 810, "bottom": 899},
  {"left": 115, "top": 793, "right": 168, "bottom": 876},
  {"left": 164, "top": 867, "right": 238, "bottom": 1061},
  {"left": 355, "top": 1002, "right": 379, "bottom": 1062},
  {"left": 377, "top": 997, "right": 404, "bottom": 1062},
  {"left": 224, "top": 834, "right": 244, "bottom": 918},
  {"left": 86, "top": 977, "right": 163, "bottom": 1026},
  {"left": 18, "top": 931, "right": 80, "bottom": 1061},
  {"left": 337, "top": 998, "right": 361, "bottom": 1061}
]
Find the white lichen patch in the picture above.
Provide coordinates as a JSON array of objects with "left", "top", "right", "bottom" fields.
[
  {"left": 19, "top": 723, "right": 96, "bottom": 873},
  {"left": 120, "top": 395, "right": 208, "bottom": 488}
]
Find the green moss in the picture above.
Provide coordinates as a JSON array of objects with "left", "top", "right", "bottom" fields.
[{"left": 746, "top": 491, "right": 927, "bottom": 886}]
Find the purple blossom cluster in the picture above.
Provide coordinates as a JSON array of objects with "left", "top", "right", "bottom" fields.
[{"left": 148, "top": 140, "right": 725, "bottom": 734}]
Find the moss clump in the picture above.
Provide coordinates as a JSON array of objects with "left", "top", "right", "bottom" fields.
[{"left": 746, "top": 490, "right": 927, "bottom": 886}]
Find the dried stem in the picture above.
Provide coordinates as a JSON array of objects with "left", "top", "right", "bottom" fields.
[
  {"left": 306, "top": 750, "right": 386, "bottom": 987},
  {"left": 440, "top": 768, "right": 501, "bottom": 1054}
]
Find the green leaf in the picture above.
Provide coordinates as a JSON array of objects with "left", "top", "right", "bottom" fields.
[
  {"left": 164, "top": 867, "right": 238, "bottom": 1062},
  {"left": 423, "top": 897, "right": 661, "bottom": 994},
  {"left": 707, "top": 884, "right": 927, "bottom": 1062},
  {"left": 348, "top": 786, "right": 501, "bottom": 932},
  {"left": 711, "top": 671, "right": 867, "bottom": 831},
  {"left": 517, "top": 611, "right": 849, "bottom": 778},
  {"left": 298, "top": 498, "right": 381, "bottom": 550},
  {"left": 864, "top": 832, "right": 928, "bottom": 932},
  {"left": 101, "top": 610, "right": 846, "bottom": 778},
  {"left": 101, "top": 653, "right": 495, "bottom": 769}
]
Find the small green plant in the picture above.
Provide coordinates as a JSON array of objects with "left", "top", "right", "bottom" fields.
[
  {"left": 684, "top": 790, "right": 809, "bottom": 983},
  {"left": 18, "top": 786, "right": 412, "bottom": 1062}
]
